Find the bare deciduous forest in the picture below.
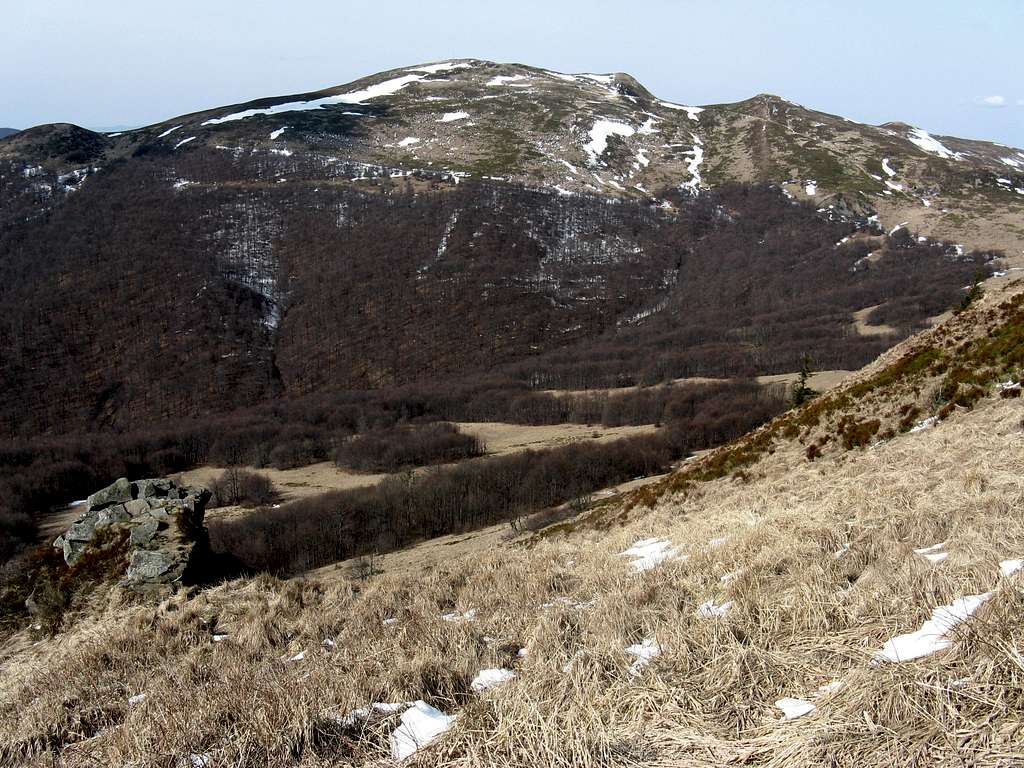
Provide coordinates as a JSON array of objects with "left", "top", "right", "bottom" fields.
[{"left": 0, "top": 147, "right": 996, "bottom": 572}]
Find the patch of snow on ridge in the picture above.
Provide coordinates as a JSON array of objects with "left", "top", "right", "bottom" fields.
[
  {"left": 882, "top": 158, "right": 896, "bottom": 177},
  {"left": 584, "top": 119, "right": 635, "bottom": 164},
  {"left": 577, "top": 73, "right": 615, "bottom": 84},
  {"left": 397, "top": 137, "right": 420, "bottom": 147},
  {"left": 805, "top": 181, "right": 817, "bottom": 196},
  {"left": 659, "top": 101, "right": 704, "bottom": 121},
  {"left": 174, "top": 137, "right": 197, "bottom": 149},
  {"left": 439, "top": 111, "right": 469, "bottom": 122},
  {"left": 486, "top": 74, "right": 529, "bottom": 87},
  {"left": 202, "top": 74, "right": 425, "bottom": 125},
  {"left": 907, "top": 128, "right": 961, "bottom": 160},
  {"left": 389, "top": 701, "right": 457, "bottom": 761},
  {"left": 270, "top": 127, "right": 287, "bottom": 140},
  {"left": 157, "top": 125, "right": 182, "bottom": 138},
  {"left": 620, "top": 538, "right": 680, "bottom": 571},
  {"left": 408, "top": 61, "right": 473, "bottom": 74},
  {"left": 876, "top": 592, "right": 992, "bottom": 662},
  {"left": 544, "top": 70, "right": 579, "bottom": 82}
]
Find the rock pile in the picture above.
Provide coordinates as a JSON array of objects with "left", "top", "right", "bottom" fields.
[{"left": 54, "top": 477, "right": 211, "bottom": 590}]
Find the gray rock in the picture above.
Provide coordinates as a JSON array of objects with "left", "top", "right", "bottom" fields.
[
  {"left": 63, "top": 538, "right": 87, "bottom": 565},
  {"left": 66, "top": 514, "right": 98, "bottom": 541},
  {"left": 135, "top": 478, "right": 173, "bottom": 499},
  {"left": 126, "top": 549, "right": 176, "bottom": 582},
  {"left": 56, "top": 476, "right": 210, "bottom": 590},
  {"left": 97, "top": 504, "right": 131, "bottom": 527},
  {"left": 86, "top": 477, "right": 134, "bottom": 510},
  {"left": 123, "top": 498, "right": 151, "bottom": 517},
  {"left": 130, "top": 518, "right": 161, "bottom": 546}
]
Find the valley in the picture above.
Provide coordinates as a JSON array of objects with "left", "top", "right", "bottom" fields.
[{"left": 1, "top": 53, "right": 1023, "bottom": 768}]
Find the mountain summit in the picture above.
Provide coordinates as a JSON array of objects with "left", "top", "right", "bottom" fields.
[{"left": 4, "top": 59, "right": 1022, "bottom": 252}]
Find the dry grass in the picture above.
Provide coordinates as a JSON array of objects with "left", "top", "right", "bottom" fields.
[{"left": 1, "top": 388, "right": 1022, "bottom": 767}]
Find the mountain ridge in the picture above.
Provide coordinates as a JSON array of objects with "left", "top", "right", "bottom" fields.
[{"left": 4, "top": 59, "right": 1022, "bottom": 257}]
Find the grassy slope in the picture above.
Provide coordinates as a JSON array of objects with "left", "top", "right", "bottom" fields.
[{"left": 2, "top": 287, "right": 1023, "bottom": 766}]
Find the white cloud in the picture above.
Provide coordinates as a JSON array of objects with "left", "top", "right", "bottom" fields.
[{"left": 980, "top": 95, "right": 1008, "bottom": 107}]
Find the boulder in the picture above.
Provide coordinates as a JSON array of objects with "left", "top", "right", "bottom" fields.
[
  {"left": 53, "top": 477, "right": 212, "bottom": 592},
  {"left": 86, "top": 477, "right": 134, "bottom": 510},
  {"left": 126, "top": 549, "right": 176, "bottom": 582}
]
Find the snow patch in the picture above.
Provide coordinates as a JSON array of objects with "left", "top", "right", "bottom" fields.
[
  {"left": 907, "top": 128, "right": 960, "bottom": 160},
  {"left": 620, "top": 538, "right": 680, "bottom": 571},
  {"left": 625, "top": 638, "right": 661, "bottom": 674},
  {"left": 680, "top": 137, "right": 704, "bottom": 194},
  {"left": 881, "top": 158, "right": 896, "bottom": 177},
  {"left": 1000, "top": 559, "right": 1023, "bottom": 577},
  {"left": 397, "top": 137, "right": 421, "bottom": 147},
  {"left": 914, "top": 542, "right": 949, "bottom": 564},
  {"left": 408, "top": 62, "right": 472, "bottom": 74},
  {"left": 157, "top": 125, "right": 182, "bottom": 138},
  {"left": 202, "top": 74, "right": 425, "bottom": 125},
  {"left": 438, "top": 111, "right": 469, "bottom": 123},
  {"left": 471, "top": 668, "right": 515, "bottom": 691},
  {"left": 389, "top": 701, "right": 457, "bottom": 761},
  {"left": 174, "top": 136, "right": 197, "bottom": 149},
  {"left": 584, "top": 119, "right": 635, "bottom": 164},
  {"left": 776, "top": 697, "right": 816, "bottom": 720},
  {"left": 696, "top": 599, "right": 734, "bottom": 618},
  {"left": 270, "top": 127, "right": 287, "bottom": 140},
  {"left": 876, "top": 592, "right": 992, "bottom": 662},
  {"left": 909, "top": 416, "right": 938, "bottom": 433},
  {"left": 659, "top": 101, "right": 704, "bottom": 121},
  {"left": 805, "top": 181, "right": 817, "bottom": 196},
  {"left": 577, "top": 73, "right": 615, "bottom": 84},
  {"left": 486, "top": 74, "right": 529, "bottom": 87},
  {"left": 441, "top": 608, "right": 477, "bottom": 623}
]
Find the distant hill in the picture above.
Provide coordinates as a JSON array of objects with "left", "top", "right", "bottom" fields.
[
  {"left": 0, "top": 128, "right": 18, "bottom": 139},
  {"left": 0, "top": 59, "right": 1014, "bottom": 434}
]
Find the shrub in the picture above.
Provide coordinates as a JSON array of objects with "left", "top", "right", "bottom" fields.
[
  {"left": 209, "top": 468, "right": 277, "bottom": 508},
  {"left": 333, "top": 423, "right": 484, "bottom": 472},
  {"left": 840, "top": 419, "right": 881, "bottom": 450}
]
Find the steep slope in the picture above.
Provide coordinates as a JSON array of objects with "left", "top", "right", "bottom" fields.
[
  {"left": 2, "top": 277, "right": 1021, "bottom": 767},
  {"left": 0, "top": 60, "right": 1015, "bottom": 435},
  {"left": 0, "top": 129, "right": 18, "bottom": 139}
]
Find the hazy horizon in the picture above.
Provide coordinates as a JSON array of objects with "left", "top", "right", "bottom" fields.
[{"left": 4, "top": 0, "right": 1023, "bottom": 147}]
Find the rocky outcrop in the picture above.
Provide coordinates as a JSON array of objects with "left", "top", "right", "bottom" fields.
[{"left": 53, "top": 477, "right": 211, "bottom": 591}]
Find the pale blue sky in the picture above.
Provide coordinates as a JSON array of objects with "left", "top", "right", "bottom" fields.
[{"left": 4, "top": 0, "right": 1023, "bottom": 147}]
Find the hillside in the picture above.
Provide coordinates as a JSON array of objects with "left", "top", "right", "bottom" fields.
[
  {"left": 1, "top": 268, "right": 1021, "bottom": 766},
  {"left": 0, "top": 60, "right": 1012, "bottom": 435},
  {"left": 0, "top": 129, "right": 17, "bottom": 139}
]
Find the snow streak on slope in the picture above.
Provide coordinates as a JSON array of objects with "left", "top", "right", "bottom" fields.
[
  {"left": 907, "top": 128, "right": 961, "bottom": 160},
  {"left": 201, "top": 74, "right": 427, "bottom": 125},
  {"left": 658, "top": 101, "right": 704, "bottom": 121}
]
